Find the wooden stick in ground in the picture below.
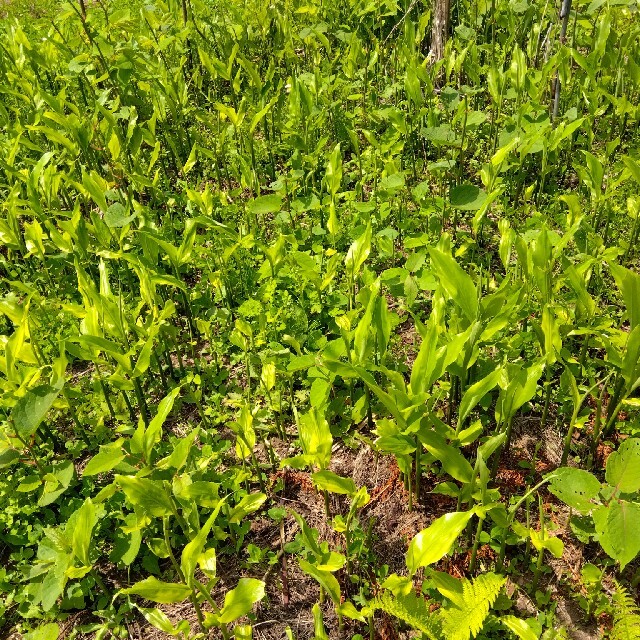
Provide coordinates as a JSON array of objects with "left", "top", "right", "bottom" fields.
[{"left": 430, "top": 0, "right": 451, "bottom": 61}]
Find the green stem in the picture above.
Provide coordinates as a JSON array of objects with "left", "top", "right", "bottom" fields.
[
  {"left": 163, "top": 517, "right": 205, "bottom": 632},
  {"left": 469, "top": 516, "right": 484, "bottom": 573}
]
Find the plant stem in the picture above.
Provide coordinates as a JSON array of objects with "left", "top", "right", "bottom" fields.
[{"left": 469, "top": 516, "right": 484, "bottom": 573}]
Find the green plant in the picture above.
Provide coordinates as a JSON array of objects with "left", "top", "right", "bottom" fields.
[{"left": 548, "top": 438, "right": 640, "bottom": 569}]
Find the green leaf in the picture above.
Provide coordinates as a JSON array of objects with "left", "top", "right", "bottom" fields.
[
  {"left": 144, "top": 386, "right": 182, "bottom": 462},
  {"left": 72, "top": 499, "right": 96, "bottom": 566},
  {"left": 606, "top": 438, "right": 640, "bottom": 494},
  {"left": 136, "top": 607, "right": 183, "bottom": 635},
  {"left": 183, "top": 142, "right": 198, "bottom": 174},
  {"left": 104, "top": 203, "right": 136, "bottom": 228},
  {"left": 595, "top": 500, "right": 640, "bottom": 569},
  {"left": 115, "top": 475, "right": 174, "bottom": 517},
  {"left": 499, "top": 615, "right": 539, "bottom": 640},
  {"left": 248, "top": 194, "right": 282, "bottom": 215},
  {"left": 313, "top": 602, "right": 329, "bottom": 640},
  {"left": 157, "top": 428, "right": 199, "bottom": 471},
  {"left": 228, "top": 492, "right": 267, "bottom": 524},
  {"left": 39, "top": 459, "right": 74, "bottom": 507},
  {"left": 83, "top": 438, "right": 125, "bottom": 476},
  {"left": 496, "top": 361, "right": 545, "bottom": 424},
  {"left": 121, "top": 576, "right": 192, "bottom": 603},
  {"left": 180, "top": 499, "right": 226, "bottom": 584},
  {"left": 325, "top": 143, "right": 343, "bottom": 196},
  {"left": 622, "top": 155, "right": 640, "bottom": 184},
  {"left": 337, "top": 601, "right": 366, "bottom": 622},
  {"left": 421, "top": 432, "right": 473, "bottom": 484},
  {"left": 345, "top": 221, "right": 372, "bottom": 281},
  {"left": 82, "top": 170, "right": 108, "bottom": 212},
  {"left": 11, "top": 382, "right": 63, "bottom": 439},
  {"left": 610, "top": 263, "right": 640, "bottom": 330},
  {"left": 429, "top": 248, "right": 478, "bottom": 323},
  {"left": 312, "top": 470, "right": 357, "bottom": 496},
  {"left": 298, "top": 408, "right": 332, "bottom": 470},
  {"left": 450, "top": 184, "right": 488, "bottom": 210},
  {"left": 217, "top": 578, "right": 266, "bottom": 624},
  {"left": 530, "top": 530, "right": 564, "bottom": 558},
  {"left": 547, "top": 467, "right": 601, "bottom": 515},
  {"left": 407, "top": 511, "right": 475, "bottom": 575},
  {"left": 299, "top": 558, "right": 341, "bottom": 605},
  {"left": 457, "top": 368, "right": 502, "bottom": 429},
  {"left": 24, "top": 623, "right": 60, "bottom": 640},
  {"left": 0, "top": 447, "right": 21, "bottom": 468}
]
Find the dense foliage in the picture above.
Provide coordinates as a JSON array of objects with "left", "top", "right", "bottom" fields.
[{"left": 0, "top": 0, "right": 639, "bottom": 638}]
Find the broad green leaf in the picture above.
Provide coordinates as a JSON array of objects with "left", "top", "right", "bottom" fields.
[
  {"left": 199, "top": 547, "right": 217, "bottom": 579},
  {"left": 338, "top": 601, "right": 366, "bottom": 622},
  {"left": 121, "top": 576, "right": 191, "bottom": 603},
  {"left": 39, "top": 460, "right": 74, "bottom": 507},
  {"left": 530, "top": 530, "right": 564, "bottom": 558},
  {"left": 477, "top": 433, "right": 507, "bottom": 461},
  {"left": 622, "top": 326, "right": 640, "bottom": 391},
  {"left": 457, "top": 368, "right": 502, "bottom": 429},
  {"left": 136, "top": 607, "right": 185, "bottom": 635},
  {"left": 345, "top": 221, "right": 372, "bottom": 281},
  {"left": 547, "top": 468, "right": 601, "bottom": 515},
  {"left": 11, "top": 382, "right": 63, "bottom": 439},
  {"left": 72, "top": 499, "right": 96, "bottom": 566},
  {"left": 175, "top": 481, "right": 220, "bottom": 508},
  {"left": 0, "top": 447, "right": 21, "bottom": 468},
  {"left": 541, "top": 305, "right": 562, "bottom": 364},
  {"left": 83, "top": 438, "right": 125, "bottom": 476},
  {"left": 324, "top": 143, "right": 343, "bottom": 196},
  {"left": 564, "top": 264, "right": 595, "bottom": 318},
  {"left": 24, "top": 623, "right": 60, "bottom": 640},
  {"left": 82, "top": 170, "right": 108, "bottom": 213},
  {"left": 312, "top": 470, "right": 357, "bottom": 496},
  {"left": 410, "top": 322, "right": 472, "bottom": 396},
  {"left": 595, "top": 500, "right": 640, "bottom": 569},
  {"left": 181, "top": 499, "right": 226, "bottom": 585},
  {"left": 605, "top": 438, "right": 640, "bottom": 494},
  {"left": 228, "top": 492, "right": 267, "bottom": 524},
  {"left": 410, "top": 321, "right": 438, "bottom": 396},
  {"left": 217, "top": 578, "right": 266, "bottom": 624},
  {"left": 407, "top": 511, "right": 475, "bottom": 575},
  {"left": 450, "top": 184, "right": 488, "bottom": 210},
  {"left": 132, "top": 333, "right": 156, "bottom": 378},
  {"left": 429, "top": 248, "right": 478, "bottom": 323},
  {"left": 499, "top": 616, "right": 539, "bottom": 640},
  {"left": 298, "top": 408, "right": 332, "bottom": 470},
  {"left": 622, "top": 155, "right": 640, "bottom": 184},
  {"left": 104, "top": 203, "right": 136, "bottom": 228},
  {"left": 299, "top": 558, "right": 341, "bottom": 605},
  {"left": 249, "top": 194, "right": 282, "bottom": 215},
  {"left": 157, "top": 428, "right": 199, "bottom": 471},
  {"left": 115, "top": 475, "right": 174, "bottom": 517},
  {"left": 420, "top": 432, "right": 473, "bottom": 484},
  {"left": 144, "top": 386, "right": 182, "bottom": 462},
  {"left": 313, "top": 602, "right": 329, "bottom": 640},
  {"left": 610, "top": 263, "right": 640, "bottom": 330},
  {"left": 183, "top": 143, "right": 198, "bottom": 174},
  {"left": 496, "top": 361, "right": 545, "bottom": 424}
]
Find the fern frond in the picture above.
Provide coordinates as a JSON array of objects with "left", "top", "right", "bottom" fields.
[
  {"left": 440, "top": 572, "right": 506, "bottom": 640},
  {"left": 610, "top": 582, "right": 640, "bottom": 640},
  {"left": 373, "top": 591, "right": 443, "bottom": 639}
]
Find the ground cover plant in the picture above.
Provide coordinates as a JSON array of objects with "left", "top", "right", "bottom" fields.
[{"left": 0, "top": 0, "right": 639, "bottom": 638}]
